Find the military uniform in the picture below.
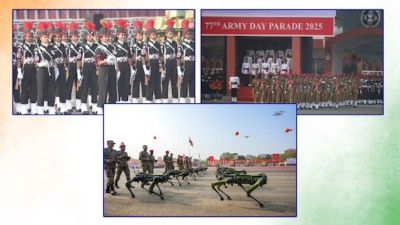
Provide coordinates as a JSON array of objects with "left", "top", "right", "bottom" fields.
[
  {"left": 142, "top": 19, "right": 162, "bottom": 103},
  {"left": 96, "top": 20, "right": 117, "bottom": 114},
  {"left": 18, "top": 21, "right": 38, "bottom": 114},
  {"left": 139, "top": 145, "right": 151, "bottom": 173},
  {"left": 163, "top": 151, "right": 170, "bottom": 173},
  {"left": 79, "top": 21, "right": 98, "bottom": 114},
  {"left": 51, "top": 22, "right": 69, "bottom": 114},
  {"left": 130, "top": 20, "right": 146, "bottom": 103},
  {"left": 169, "top": 153, "right": 175, "bottom": 171},
  {"left": 12, "top": 25, "right": 21, "bottom": 114},
  {"left": 177, "top": 155, "right": 184, "bottom": 170},
  {"left": 178, "top": 19, "right": 195, "bottom": 103},
  {"left": 161, "top": 19, "right": 179, "bottom": 103},
  {"left": 229, "top": 75, "right": 240, "bottom": 103},
  {"left": 34, "top": 22, "right": 59, "bottom": 115},
  {"left": 114, "top": 143, "right": 131, "bottom": 188},
  {"left": 104, "top": 140, "right": 118, "bottom": 194},
  {"left": 184, "top": 157, "right": 190, "bottom": 170},
  {"left": 66, "top": 22, "right": 82, "bottom": 112},
  {"left": 149, "top": 150, "right": 156, "bottom": 174}
]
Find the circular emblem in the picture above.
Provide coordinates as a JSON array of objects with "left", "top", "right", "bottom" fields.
[{"left": 361, "top": 10, "right": 380, "bottom": 28}]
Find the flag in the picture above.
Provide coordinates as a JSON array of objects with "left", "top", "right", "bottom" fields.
[{"left": 189, "top": 137, "right": 193, "bottom": 147}]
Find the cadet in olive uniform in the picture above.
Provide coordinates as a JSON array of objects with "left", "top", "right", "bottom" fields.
[
  {"left": 177, "top": 155, "right": 184, "bottom": 170},
  {"left": 139, "top": 145, "right": 151, "bottom": 173},
  {"left": 161, "top": 19, "right": 179, "bottom": 103},
  {"left": 34, "top": 22, "right": 59, "bottom": 115},
  {"left": 114, "top": 142, "right": 132, "bottom": 188},
  {"left": 149, "top": 149, "right": 157, "bottom": 174},
  {"left": 163, "top": 150, "right": 170, "bottom": 173},
  {"left": 169, "top": 153, "right": 175, "bottom": 171},
  {"left": 104, "top": 140, "right": 118, "bottom": 195},
  {"left": 66, "top": 22, "right": 82, "bottom": 112},
  {"left": 17, "top": 21, "right": 37, "bottom": 114},
  {"left": 184, "top": 156, "right": 190, "bottom": 170},
  {"left": 95, "top": 19, "right": 117, "bottom": 114},
  {"left": 177, "top": 19, "right": 195, "bottom": 103},
  {"left": 130, "top": 20, "right": 146, "bottom": 103},
  {"left": 114, "top": 19, "right": 132, "bottom": 103},
  {"left": 79, "top": 21, "right": 99, "bottom": 114},
  {"left": 143, "top": 19, "right": 162, "bottom": 103}
]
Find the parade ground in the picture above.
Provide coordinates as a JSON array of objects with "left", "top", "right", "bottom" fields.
[{"left": 104, "top": 166, "right": 296, "bottom": 217}]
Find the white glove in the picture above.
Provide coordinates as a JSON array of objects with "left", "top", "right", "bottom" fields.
[
  {"left": 130, "top": 67, "right": 136, "bottom": 80},
  {"left": 17, "top": 68, "right": 23, "bottom": 79},
  {"left": 106, "top": 55, "right": 116, "bottom": 65},
  {"left": 38, "top": 61, "right": 49, "bottom": 67},
  {"left": 143, "top": 65, "right": 150, "bottom": 76},
  {"left": 117, "top": 71, "right": 121, "bottom": 81},
  {"left": 177, "top": 66, "right": 184, "bottom": 78},
  {"left": 77, "top": 69, "right": 82, "bottom": 81},
  {"left": 54, "top": 67, "right": 60, "bottom": 80},
  {"left": 161, "top": 71, "right": 166, "bottom": 80}
]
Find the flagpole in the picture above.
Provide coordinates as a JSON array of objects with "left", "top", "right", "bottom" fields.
[{"left": 188, "top": 136, "right": 190, "bottom": 158}]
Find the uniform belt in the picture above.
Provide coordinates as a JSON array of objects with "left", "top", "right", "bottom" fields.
[
  {"left": 69, "top": 57, "right": 77, "bottom": 63},
  {"left": 24, "top": 57, "right": 35, "bottom": 64},
  {"left": 116, "top": 57, "right": 128, "bottom": 62},
  {"left": 55, "top": 57, "right": 64, "bottom": 64},
  {"left": 165, "top": 54, "right": 176, "bottom": 59},
  {"left": 84, "top": 58, "right": 96, "bottom": 63},
  {"left": 149, "top": 54, "right": 159, "bottom": 59},
  {"left": 232, "top": 82, "right": 238, "bottom": 85},
  {"left": 38, "top": 60, "right": 53, "bottom": 67},
  {"left": 184, "top": 56, "right": 195, "bottom": 61}
]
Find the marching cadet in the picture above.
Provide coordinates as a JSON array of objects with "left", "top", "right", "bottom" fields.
[
  {"left": 130, "top": 20, "right": 146, "bottom": 103},
  {"left": 104, "top": 140, "right": 118, "bottom": 195},
  {"left": 169, "top": 153, "right": 175, "bottom": 171},
  {"left": 286, "top": 75, "right": 295, "bottom": 103},
  {"left": 114, "top": 19, "right": 132, "bottom": 103},
  {"left": 313, "top": 78, "right": 321, "bottom": 110},
  {"left": 229, "top": 73, "right": 240, "bottom": 103},
  {"left": 79, "top": 21, "right": 98, "bottom": 114},
  {"left": 66, "top": 22, "right": 82, "bottom": 113},
  {"left": 258, "top": 74, "right": 267, "bottom": 103},
  {"left": 17, "top": 21, "right": 37, "bottom": 115},
  {"left": 184, "top": 156, "right": 190, "bottom": 170},
  {"left": 139, "top": 145, "right": 151, "bottom": 173},
  {"left": 95, "top": 19, "right": 117, "bottom": 114},
  {"left": 177, "top": 155, "right": 184, "bottom": 170},
  {"left": 241, "top": 56, "right": 251, "bottom": 86},
  {"left": 163, "top": 150, "right": 170, "bottom": 174},
  {"left": 114, "top": 142, "right": 132, "bottom": 188},
  {"left": 13, "top": 24, "right": 21, "bottom": 114},
  {"left": 142, "top": 19, "right": 162, "bottom": 103},
  {"left": 177, "top": 19, "right": 195, "bottom": 103},
  {"left": 250, "top": 74, "right": 260, "bottom": 103},
  {"left": 51, "top": 22, "right": 69, "bottom": 115},
  {"left": 161, "top": 19, "right": 179, "bottom": 103},
  {"left": 149, "top": 150, "right": 157, "bottom": 174},
  {"left": 34, "top": 22, "right": 59, "bottom": 115}
]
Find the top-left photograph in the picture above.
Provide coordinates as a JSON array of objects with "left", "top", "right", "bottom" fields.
[{"left": 12, "top": 9, "right": 195, "bottom": 115}]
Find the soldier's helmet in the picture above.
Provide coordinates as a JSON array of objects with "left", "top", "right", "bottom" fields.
[
  {"left": 68, "top": 21, "right": 79, "bottom": 37},
  {"left": 115, "top": 19, "right": 128, "bottom": 35},
  {"left": 54, "top": 21, "right": 66, "bottom": 36},
  {"left": 83, "top": 21, "right": 96, "bottom": 36},
  {"left": 99, "top": 19, "right": 112, "bottom": 37},
  {"left": 107, "top": 140, "right": 116, "bottom": 144},
  {"left": 36, "top": 22, "right": 48, "bottom": 38},
  {"left": 132, "top": 20, "right": 143, "bottom": 36},
  {"left": 145, "top": 19, "right": 156, "bottom": 37},
  {"left": 165, "top": 19, "right": 175, "bottom": 34}
]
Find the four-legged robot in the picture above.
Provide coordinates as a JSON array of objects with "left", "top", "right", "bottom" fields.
[
  {"left": 211, "top": 173, "right": 268, "bottom": 207},
  {"left": 126, "top": 173, "right": 171, "bottom": 200}
]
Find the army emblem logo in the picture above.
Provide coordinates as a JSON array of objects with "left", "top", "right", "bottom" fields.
[{"left": 361, "top": 10, "right": 380, "bottom": 28}]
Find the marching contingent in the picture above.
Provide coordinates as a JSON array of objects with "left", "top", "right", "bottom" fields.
[{"left": 12, "top": 17, "right": 195, "bottom": 115}]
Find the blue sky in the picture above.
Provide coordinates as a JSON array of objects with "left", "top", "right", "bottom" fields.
[{"left": 104, "top": 104, "right": 296, "bottom": 160}]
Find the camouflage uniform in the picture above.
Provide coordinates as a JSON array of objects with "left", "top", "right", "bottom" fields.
[
  {"left": 184, "top": 157, "right": 190, "bottom": 170},
  {"left": 104, "top": 145, "right": 118, "bottom": 194},
  {"left": 163, "top": 152, "right": 170, "bottom": 173},
  {"left": 168, "top": 153, "right": 175, "bottom": 171},
  {"left": 115, "top": 150, "right": 131, "bottom": 188},
  {"left": 149, "top": 152, "right": 156, "bottom": 174},
  {"left": 177, "top": 155, "right": 184, "bottom": 170},
  {"left": 139, "top": 147, "right": 151, "bottom": 173}
]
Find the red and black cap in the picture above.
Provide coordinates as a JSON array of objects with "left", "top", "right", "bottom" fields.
[
  {"left": 181, "top": 19, "right": 193, "bottom": 36},
  {"left": 165, "top": 19, "right": 175, "bottom": 33},
  {"left": 53, "top": 21, "right": 66, "bottom": 36},
  {"left": 145, "top": 19, "right": 156, "bottom": 36},
  {"left": 22, "top": 21, "right": 34, "bottom": 35},
  {"left": 115, "top": 19, "right": 128, "bottom": 35},
  {"left": 36, "top": 22, "right": 48, "bottom": 38},
  {"left": 68, "top": 21, "right": 79, "bottom": 37},
  {"left": 84, "top": 21, "right": 96, "bottom": 36},
  {"left": 132, "top": 20, "right": 143, "bottom": 35},
  {"left": 99, "top": 19, "right": 112, "bottom": 37}
]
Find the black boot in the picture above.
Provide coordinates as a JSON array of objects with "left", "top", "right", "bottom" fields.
[
  {"left": 110, "top": 186, "right": 117, "bottom": 195},
  {"left": 106, "top": 185, "right": 111, "bottom": 193},
  {"left": 115, "top": 181, "right": 120, "bottom": 188}
]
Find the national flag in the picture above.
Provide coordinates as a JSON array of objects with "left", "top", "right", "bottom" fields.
[{"left": 189, "top": 137, "right": 193, "bottom": 147}]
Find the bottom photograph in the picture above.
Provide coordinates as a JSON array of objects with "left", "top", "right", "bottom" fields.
[{"left": 103, "top": 104, "right": 297, "bottom": 217}]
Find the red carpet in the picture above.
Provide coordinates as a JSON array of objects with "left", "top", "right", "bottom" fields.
[{"left": 237, "top": 87, "right": 254, "bottom": 101}]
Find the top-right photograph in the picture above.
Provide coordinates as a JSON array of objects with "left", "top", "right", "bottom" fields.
[{"left": 201, "top": 10, "right": 383, "bottom": 115}]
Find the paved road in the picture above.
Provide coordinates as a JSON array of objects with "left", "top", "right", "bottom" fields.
[{"left": 104, "top": 166, "right": 296, "bottom": 217}]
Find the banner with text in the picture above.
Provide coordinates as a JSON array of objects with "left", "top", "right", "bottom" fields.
[{"left": 202, "top": 16, "right": 334, "bottom": 36}]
